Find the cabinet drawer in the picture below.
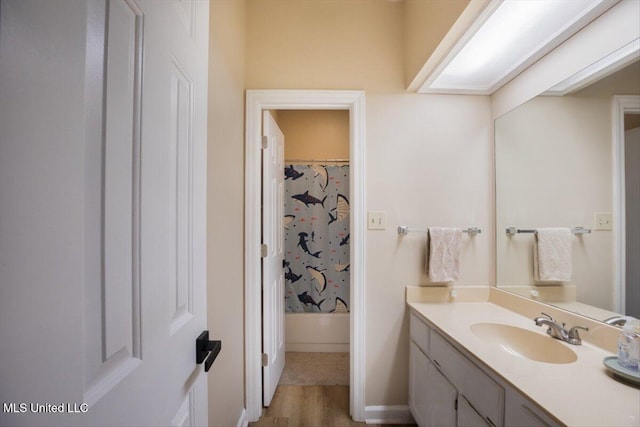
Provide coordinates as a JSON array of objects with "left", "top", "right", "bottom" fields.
[
  {"left": 410, "top": 313, "right": 430, "bottom": 355},
  {"left": 430, "top": 330, "right": 504, "bottom": 426}
]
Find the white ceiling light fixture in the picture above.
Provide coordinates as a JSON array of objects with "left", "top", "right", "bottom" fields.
[
  {"left": 418, "top": 0, "right": 619, "bottom": 95},
  {"left": 543, "top": 39, "right": 639, "bottom": 96}
]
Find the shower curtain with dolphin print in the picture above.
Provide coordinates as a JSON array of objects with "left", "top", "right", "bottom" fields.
[{"left": 284, "top": 164, "right": 350, "bottom": 313}]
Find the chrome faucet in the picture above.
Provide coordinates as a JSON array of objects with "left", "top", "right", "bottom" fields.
[
  {"left": 534, "top": 312, "right": 588, "bottom": 345},
  {"left": 535, "top": 312, "right": 569, "bottom": 341},
  {"left": 603, "top": 316, "right": 627, "bottom": 326}
]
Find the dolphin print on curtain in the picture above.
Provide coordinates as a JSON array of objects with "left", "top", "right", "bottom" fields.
[{"left": 284, "top": 164, "right": 350, "bottom": 313}]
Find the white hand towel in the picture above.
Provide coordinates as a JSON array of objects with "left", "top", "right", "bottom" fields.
[
  {"left": 533, "top": 228, "right": 572, "bottom": 282},
  {"left": 426, "top": 227, "right": 463, "bottom": 283}
]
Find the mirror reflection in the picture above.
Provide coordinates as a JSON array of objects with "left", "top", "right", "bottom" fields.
[{"left": 495, "top": 60, "right": 640, "bottom": 323}]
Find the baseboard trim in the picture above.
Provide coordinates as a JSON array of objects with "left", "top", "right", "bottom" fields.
[
  {"left": 364, "top": 405, "right": 415, "bottom": 425},
  {"left": 236, "top": 408, "right": 248, "bottom": 427}
]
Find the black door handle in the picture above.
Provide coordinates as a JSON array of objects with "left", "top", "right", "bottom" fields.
[{"left": 196, "top": 330, "right": 221, "bottom": 372}]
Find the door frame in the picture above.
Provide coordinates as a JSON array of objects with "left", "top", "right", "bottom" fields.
[
  {"left": 244, "top": 89, "right": 366, "bottom": 422},
  {"left": 612, "top": 94, "right": 640, "bottom": 313}
]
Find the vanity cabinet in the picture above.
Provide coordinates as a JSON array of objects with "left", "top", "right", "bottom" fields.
[
  {"left": 409, "top": 313, "right": 498, "bottom": 426},
  {"left": 409, "top": 312, "right": 559, "bottom": 427}
]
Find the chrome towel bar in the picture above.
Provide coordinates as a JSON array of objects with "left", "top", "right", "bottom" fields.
[
  {"left": 397, "top": 225, "right": 482, "bottom": 237},
  {"left": 505, "top": 226, "right": 591, "bottom": 236}
]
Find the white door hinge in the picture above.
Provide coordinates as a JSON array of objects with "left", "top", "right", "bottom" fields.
[
  {"left": 261, "top": 244, "right": 268, "bottom": 258},
  {"left": 261, "top": 136, "right": 268, "bottom": 149},
  {"left": 262, "top": 353, "right": 268, "bottom": 367}
]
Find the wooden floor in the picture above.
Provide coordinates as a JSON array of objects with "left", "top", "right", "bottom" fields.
[
  {"left": 280, "top": 352, "right": 349, "bottom": 386},
  {"left": 249, "top": 385, "right": 411, "bottom": 427},
  {"left": 249, "top": 353, "right": 415, "bottom": 427}
]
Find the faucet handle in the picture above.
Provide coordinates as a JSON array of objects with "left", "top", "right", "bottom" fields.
[
  {"left": 539, "top": 312, "right": 556, "bottom": 323},
  {"left": 544, "top": 313, "right": 568, "bottom": 327},
  {"left": 567, "top": 325, "right": 589, "bottom": 345}
]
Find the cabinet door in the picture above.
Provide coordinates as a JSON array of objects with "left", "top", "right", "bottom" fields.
[
  {"left": 431, "top": 330, "right": 504, "bottom": 426},
  {"left": 458, "top": 395, "right": 490, "bottom": 427},
  {"left": 425, "top": 362, "right": 457, "bottom": 427},
  {"left": 505, "top": 390, "right": 559, "bottom": 427},
  {"left": 410, "top": 342, "right": 429, "bottom": 427}
]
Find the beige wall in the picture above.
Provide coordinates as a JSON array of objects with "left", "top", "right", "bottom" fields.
[
  {"left": 365, "top": 94, "right": 492, "bottom": 405},
  {"left": 403, "top": 0, "right": 470, "bottom": 88},
  {"left": 246, "top": 0, "right": 404, "bottom": 92},
  {"left": 207, "top": 1, "right": 246, "bottom": 426},
  {"left": 277, "top": 110, "right": 349, "bottom": 160},
  {"left": 246, "top": 0, "right": 493, "bottom": 408}
]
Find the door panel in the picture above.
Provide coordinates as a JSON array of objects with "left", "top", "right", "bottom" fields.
[
  {"left": 262, "top": 111, "right": 286, "bottom": 406},
  {"left": 0, "top": 0, "right": 209, "bottom": 425},
  {"left": 409, "top": 342, "right": 429, "bottom": 427},
  {"left": 168, "top": 58, "right": 196, "bottom": 335},
  {"left": 425, "top": 362, "right": 457, "bottom": 427},
  {"left": 85, "top": 0, "right": 144, "bottom": 403},
  {"left": 458, "top": 395, "right": 490, "bottom": 427}
]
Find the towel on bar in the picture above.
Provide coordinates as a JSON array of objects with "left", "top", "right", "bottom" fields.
[
  {"left": 533, "top": 228, "right": 572, "bottom": 282},
  {"left": 426, "top": 227, "right": 463, "bottom": 283}
]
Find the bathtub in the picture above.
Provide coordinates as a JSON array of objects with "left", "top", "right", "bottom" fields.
[{"left": 285, "top": 312, "right": 349, "bottom": 352}]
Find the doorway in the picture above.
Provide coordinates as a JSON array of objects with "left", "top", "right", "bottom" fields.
[
  {"left": 279, "top": 108, "right": 350, "bottom": 348},
  {"left": 244, "top": 90, "right": 366, "bottom": 422},
  {"left": 278, "top": 109, "right": 351, "bottom": 386}
]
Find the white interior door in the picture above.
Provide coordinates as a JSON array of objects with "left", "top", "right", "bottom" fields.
[
  {"left": 262, "top": 111, "right": 286, "bottom": 406},
  {"left": 0, "top": 1, "right": 209, "bottom": 425}
]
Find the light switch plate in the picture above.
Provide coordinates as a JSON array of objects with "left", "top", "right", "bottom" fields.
[
  {"left": 368, "top": 211, "right": 386, "bottom": 230},
  {"left": 594, "top": 212, "right": 613, "bottom": 230}
]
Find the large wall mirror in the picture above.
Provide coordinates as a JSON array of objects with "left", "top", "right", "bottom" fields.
[{"left": 495, "top": 55, "right": 639, "bottom": 323}]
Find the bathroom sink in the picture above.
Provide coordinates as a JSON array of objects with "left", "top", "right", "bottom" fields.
[{"left": 471, "top": 322, "right": 577, "bottom": 364}]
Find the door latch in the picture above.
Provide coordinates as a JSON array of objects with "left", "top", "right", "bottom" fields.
[{"left": 196, "top": 330, "right": 221, "bottom": 372}]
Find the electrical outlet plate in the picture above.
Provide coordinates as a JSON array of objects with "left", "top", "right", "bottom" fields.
[
  {"left": 594, "top": 212, "right": 613, "bottom": 230},
  {"left": 368, "top": 211, "right": 386, "bottom": 230}
]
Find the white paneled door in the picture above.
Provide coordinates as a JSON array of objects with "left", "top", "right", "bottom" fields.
[
  {"left": 261, "top": 111, "right": 286, "bottom": 406},
  {"left": 0, "top": 1, "right": 209, "bottom": 426}
]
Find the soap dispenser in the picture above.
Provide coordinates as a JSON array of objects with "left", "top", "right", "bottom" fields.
[{"left": 618, "top": 317, "right": 640, "bottom": 371}]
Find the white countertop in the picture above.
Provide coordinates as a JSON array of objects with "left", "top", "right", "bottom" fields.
[{"left": 408, "top": 301, "right": 640, "bottom": 427}]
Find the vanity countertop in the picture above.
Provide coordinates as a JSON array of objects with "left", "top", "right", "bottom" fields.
[{"left": 408, "top": 301, "right": 640, "bottom": 427}]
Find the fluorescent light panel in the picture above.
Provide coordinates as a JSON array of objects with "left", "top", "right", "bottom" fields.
[{"left": 420, "top": 0, "right": 614, "bottom": 94}]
